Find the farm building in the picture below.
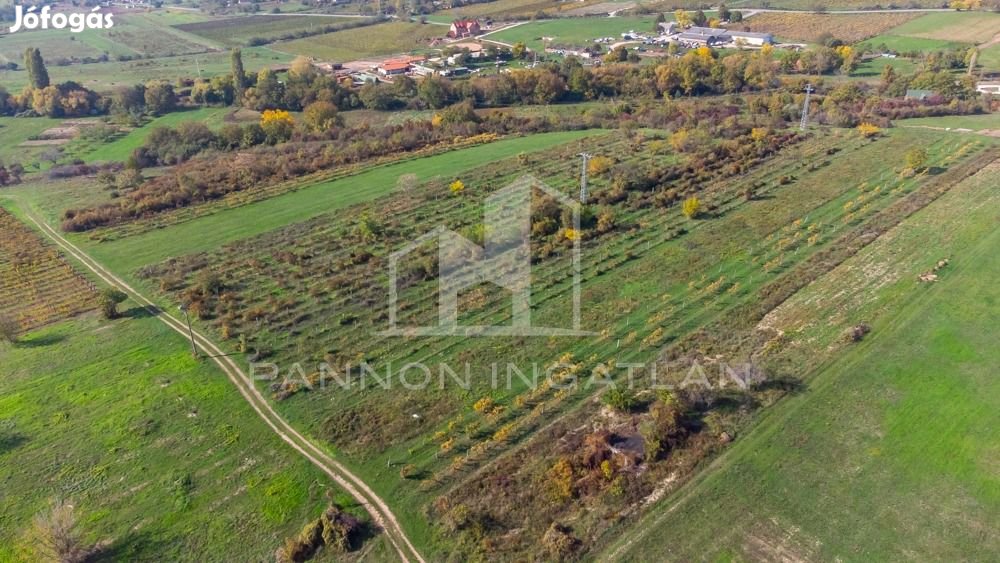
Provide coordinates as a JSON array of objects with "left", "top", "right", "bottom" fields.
[
  {"left": 448, "top": 19, "right": 481, "bottom": 39},
  {"left": 728, "top": 30, "right": 774, "bottom": 46},
  {"left": 678, "top": 27, "right": 729, "bottom": 46},
  {"left": 658, "top": 21, "right": 678, "bottom": 35},
  {"left": 976, "top": 81, "right": 1000, "bottom": 95},
  {"left": 378, "top": 61, "right": 411, "bottom": 76}
]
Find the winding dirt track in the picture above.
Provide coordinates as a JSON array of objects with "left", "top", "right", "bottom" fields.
[{"left": 18, "top": 208, "right": 424, "bottom": 563}]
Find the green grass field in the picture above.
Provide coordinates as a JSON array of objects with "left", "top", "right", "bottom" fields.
[
  {"left": 879, "top": 11, "right": 1000, "bottom": 44},
  {"left": 0, "top": 116, "right": 68, "bottom": 169},
  {"left": 896, "top": 113, "right": 1000, "bottom": 131},
  {"left": 0, "top": 311, "right": 366, "bottom": 561},
  {"left": 604, "top": 159, "right": 1000, "bottom": 561},
  {"left": 273, "top": 21, "right": 442, "bottom": 61},
  {"left": 850, "top": 56, "right": 917, "bottom": 79},
  {"left": 488, "top": 16, "right": 660, "bottom": 50}
]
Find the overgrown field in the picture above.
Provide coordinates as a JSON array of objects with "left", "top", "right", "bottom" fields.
[
  {"left": 273, "top": 22, "right": 442, "bottom": 62},
  {"left": 739, "top": 12, "right": 920, "bottom": 44},
  {"left": 111, "top": 124, "right": 995, "bottom": 558},
  {"left": 605, "top": 156, "right": 1000, "bottom": 561},
  {"left": 0, "top": 208, "right": 95, "bottom": 333},
  {"left": 0, "top": 312, "right": 373, "bottom": 561},
  {"left": 78, "top": 130, "right": 603, "bottom": 271}
]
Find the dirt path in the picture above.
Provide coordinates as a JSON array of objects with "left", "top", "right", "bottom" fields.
[{"left": 16, "top": 207, "right": 425, "bottom": 563}]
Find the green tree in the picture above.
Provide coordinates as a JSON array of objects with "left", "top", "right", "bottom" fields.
[
  {"left": 24, "top": 47, "right": 50, "bottom": 89},
  {"left": 98, "top": 288, "right": 128, "bottom": 320},
  {"left": 144, "top": 81, "right": 176, "bottom": 116},
  {"left": 231, "top": 48, "right": 247, "bottom": 104}
]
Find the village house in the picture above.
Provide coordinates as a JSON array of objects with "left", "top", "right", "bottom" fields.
[
  {"left": 448, "top": 19, "right": 481, "bottom": 39},
  {"left": 976, "top": 81, "right": 1000, "bottom": 95}
]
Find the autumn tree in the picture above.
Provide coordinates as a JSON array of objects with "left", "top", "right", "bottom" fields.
[
  {"left": 302, "top": 100, "right": 341, "bottom": 132},
  {"left": 682, "top": 196, "right": 702, "bottom": 219},
  {"left": 905, "top": 147, "right": 929, "bottom": 171},
  {"left": 260, "top": 109, "right": 295, "bottom": 143}
]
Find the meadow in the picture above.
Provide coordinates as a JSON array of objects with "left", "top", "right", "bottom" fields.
[
  {"left": 0, "top": 311, "right": 373, "bottom": 561},
  {"left": 0, "top": 116, "right": 68, "bottom": 170},
  {"left": 857, "top": 11, "right": 1000, "bottom": 60},
  {"left": 604, "top": 158, "right": 1000, "bottom": 561},
  {"left": 487, "top": 16, "right": 661, "bottom": 50}
]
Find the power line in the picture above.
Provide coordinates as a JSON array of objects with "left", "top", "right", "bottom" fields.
[
  {"left": 578, "top": 152, "right": 591, "bottom": 203},
  {"left": 800, "top": 83, "right": 815, "bottom": 131}
]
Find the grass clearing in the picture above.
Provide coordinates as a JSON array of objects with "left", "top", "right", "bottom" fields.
[
  {"left": 882, "top": 11, "right": 1000, "bottom": 44},
  {"left": 488, "top": 16, "right": 660, "bottom": 50},
  {"left": 604, "top": 157, "right": 1000, "bottom": 562},
  {"left": 895, "top": 113, "right": 1000, "bottom": 131}
]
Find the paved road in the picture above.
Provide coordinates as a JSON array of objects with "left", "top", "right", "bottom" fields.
[{"left": 15, "top": 205, "right": 425, "bottom": 563}]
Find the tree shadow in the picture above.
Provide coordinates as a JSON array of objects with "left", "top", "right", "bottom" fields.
[
  {"left": 0, "top": 432, "right": 27, "bottom": 455},
  {"left": 17, "top": 333, "right": 66, "bottom": 348},
  {"left": 87, "top": 530, "right": 171, "bottom": 562},
  {"left": 754, "top": 376, "right": 807, "bottom": 395},
  {"left": 124, "top": 306, "right": 157, "bottom": 319},
  {"left": 927, "top": 166, "right": 946, "bottom": 175}
]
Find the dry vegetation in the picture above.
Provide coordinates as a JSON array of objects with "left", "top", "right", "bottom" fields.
[
  {"left": 738, "top": 12, "right": 921, "bottom": 44},
  {"left": 0, "top": 209, "right": 96, "bottom": 334}
]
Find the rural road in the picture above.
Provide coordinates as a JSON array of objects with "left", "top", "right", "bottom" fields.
[{"left": 14, "top": 205, "right": 425, "bottom": 563}]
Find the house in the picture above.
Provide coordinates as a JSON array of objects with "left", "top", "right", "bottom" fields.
[
  {"left": 448, "top": 19, "right": 481, "bottom": 39},
  {"left": 728, "top": 30, "right": 774, "bottom": 46},
  {"left": 377, "top": 61, "right": 411, "bottom": 76},
  {"left": 976, "top": 81, "right": 1000, "bottom": 95},
  {"left": 905, "top": 89, "right": 936, "bottom": 101}
]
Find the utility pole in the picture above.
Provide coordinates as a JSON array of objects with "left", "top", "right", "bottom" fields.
[
  {"left": 179, "top": 304, "right": 198, "bottom": 359},
  {"left": 578, "top": 152, "right": 591, "bottom": 203},
  {"left": 800, "top": 83, "right": 815, "bottom": 131}
]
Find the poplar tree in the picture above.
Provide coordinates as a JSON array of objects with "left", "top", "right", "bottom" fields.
[{"left": 24, "top": 47, "right": 50, "bottom": 89}]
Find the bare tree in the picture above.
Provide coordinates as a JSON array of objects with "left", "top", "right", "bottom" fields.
[{"left": 21, "top": 500, "right": 94, "bottom": 563}]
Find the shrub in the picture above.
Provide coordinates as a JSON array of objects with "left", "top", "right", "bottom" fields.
[
  {"left": 857, "top": 122, "right": 881, "bottom": 138},
  {"left": 602, "top": 387, "right": 636, "bottom": 412},
  {"left": 682, "top": 196, "right": 702, "bottom": 219},
  {"left": 98, "top": 288, "right": 128, "bottom": 319}
]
